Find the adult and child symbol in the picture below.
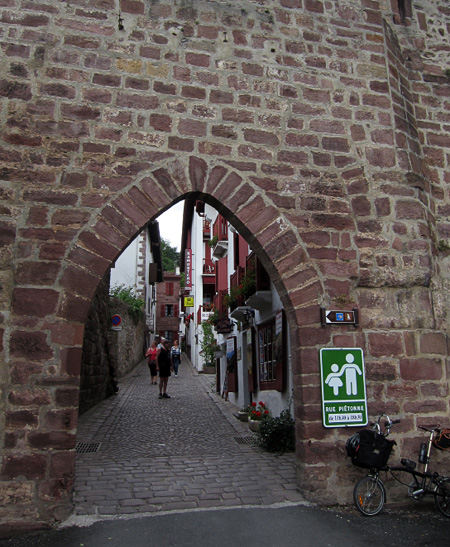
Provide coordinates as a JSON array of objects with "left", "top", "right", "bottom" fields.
[
  {"left": 145, "top": 337, "right": 182, "bottom": 399},
  {"left": 325, "top": 353, "right": 362, "bottom": 397}
]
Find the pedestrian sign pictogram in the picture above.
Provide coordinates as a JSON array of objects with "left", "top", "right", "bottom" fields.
[{"left": 319, "top": 348, "right": 368, "bottom": 428}]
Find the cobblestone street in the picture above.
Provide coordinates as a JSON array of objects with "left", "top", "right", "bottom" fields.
[{"left": 73, "top": 356, "right": 304, "bottom": 520}]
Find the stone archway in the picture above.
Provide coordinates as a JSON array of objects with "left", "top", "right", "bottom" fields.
[
  {"left": 1, "top": 0, "right": 450, "bottom": 533},
  {"left": 4, "top": 156, "right": 332, "bottom": 528}
]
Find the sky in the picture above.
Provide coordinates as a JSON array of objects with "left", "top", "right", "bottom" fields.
[{"left": 157, "top": 201, "right": 184, "bottom": 251}]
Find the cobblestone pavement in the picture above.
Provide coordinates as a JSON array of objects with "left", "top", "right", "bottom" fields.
[{"left": 73, "top": 356, "right": 304, "bottom": 521}]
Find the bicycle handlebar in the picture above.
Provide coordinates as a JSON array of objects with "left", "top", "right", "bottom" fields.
[
  {"left": 419, "top": 425, "right": 440, "bottom": 433},
  {"left": 370, "top": 415, "right": 401, "bottom": 436}
]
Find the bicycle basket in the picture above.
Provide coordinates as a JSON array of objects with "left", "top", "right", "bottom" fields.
[
  {"left": 433, "top": 429, "right": 450, "bottom": 451},
  {"left": 346, "top": 429, "right": 396, "bottom": 469}
]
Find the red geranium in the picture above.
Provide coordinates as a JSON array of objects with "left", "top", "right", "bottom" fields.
[{"left": 248, "top": 401, "right": 270, "bottom": 421}]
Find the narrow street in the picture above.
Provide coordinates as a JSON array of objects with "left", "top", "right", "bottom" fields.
[{"left": 73, "top": 355, "right": 303, "bottom": 519}]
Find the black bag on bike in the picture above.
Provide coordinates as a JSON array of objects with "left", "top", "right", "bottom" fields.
[
  {"left": 346, "top": 429, "right": 396, "bottom": 469},
  {"left": 433, "top": 429, "right": 450, "bottom": 451}
]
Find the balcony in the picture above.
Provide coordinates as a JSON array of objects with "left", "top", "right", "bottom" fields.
[
  {"left": 203, "top": 219, "right": 211, "bottom": 241},
  {"left": 212, "top": 290, "right": 234, "bottom": 333},
  {"left": 212, "top": 239, "right": 228, "bottom": 259},
  {"left": 197, "top": 303, "right": 214, "bottom": 324},
  {"left": 243, "top": 252, "right": 272, "bottom": 311},
  {"left": 212, "top": 215, "right": 228, "bottom": 259},
  {"left": 202, "top": 258, "right": 216, "bottom": 276},
  {"left": 228, "top": 267, "right": 246, "bottom": 311}
]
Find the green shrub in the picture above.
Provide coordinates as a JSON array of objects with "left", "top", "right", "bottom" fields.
[
  {"left": 256, "top": 409, "right": 295, "bottom": 454},
  {"left": 110, "top": 284, "right": 144, "bottom": 324}
]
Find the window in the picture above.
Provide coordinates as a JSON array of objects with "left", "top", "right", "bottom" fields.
[
  {"left": 166, "top": 282, "right": 174, "bottom": 296},
  {"left": 257, "top": 311, "right": 286, "bottom": 391},
  {"left": 161, "top": 304, "right": 178, "bottom": 317},
  {"left": 258, "top": 321, "right": 276, "bottom": 382},
  {"left": 164, "top": 331, "right": 174, "bottom": 343}
]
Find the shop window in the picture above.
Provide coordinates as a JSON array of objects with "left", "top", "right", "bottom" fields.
[{"left": 257, "top": 311, "right": 286, "bottom": 392}]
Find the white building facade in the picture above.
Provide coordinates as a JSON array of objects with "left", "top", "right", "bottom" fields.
[
  {"left": 181, "top": 200, "right": 293, "bottom": 418},
  {"left": 110, "top": 221, "right": 163, "bottom": 347}
]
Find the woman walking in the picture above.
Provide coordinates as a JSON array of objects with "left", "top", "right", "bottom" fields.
[
  {"left": 171, "top": 340, "right": 181, "bottom": 377},
  {"left": 145, "top": 340, "right": 158, "bottom": 385},
  {"left": 157, "top": 339, "right": 173, "bottom": 399}
]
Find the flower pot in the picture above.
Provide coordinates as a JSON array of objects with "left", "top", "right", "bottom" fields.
[
  {"left": 237, "top": 411, "right": 248, "bottom": 422},
  {"left": 249, "top": 419, "right": 260, "bottom": 432}
]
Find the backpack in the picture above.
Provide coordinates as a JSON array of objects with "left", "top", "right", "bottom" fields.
[{"left": 433, "top": 429, "right": 450, "bottom": 451}]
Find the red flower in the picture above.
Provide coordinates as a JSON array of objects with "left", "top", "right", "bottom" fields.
[
  {"left": 251, "top": 402, "right": 257, "bottom": 407},
  {"left": 259, "top": 401, "right": 265, "bottom": 407},
  {"left": 255, "top": 411, "right": 261, "bottom": 418},
  {"left": 264, "top": 410, "right": 269, "bottom": 414}
]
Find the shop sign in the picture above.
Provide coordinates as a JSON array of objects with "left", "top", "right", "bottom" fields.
[{"left": 185, "top": 249, "right": 192, "bottom": 289}]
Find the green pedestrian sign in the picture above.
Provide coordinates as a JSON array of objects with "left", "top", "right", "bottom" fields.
[{"left": 319, "top": 348, "right": 368, "bottom": 428}]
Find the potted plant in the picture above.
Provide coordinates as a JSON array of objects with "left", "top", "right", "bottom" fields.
[
  {"left": 208, "top": 235, "right": 218, "bottom": 248},
  {"left": 237, "top": 403, "right": 253, "bottom": 422},
  {"left": 248, "top": 401, "right": 270, "bottom": 432},
  {"left": 256, "top": 408, "right": 295, "bottom": 453}
]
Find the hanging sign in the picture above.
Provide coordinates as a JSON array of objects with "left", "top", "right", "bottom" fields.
[
  {"left": 319, "top": 348, "right": 368, "bottom": 428},
  {"left": 184, "top": 296, "right": 194, "bottom": 307},
  {"left": 185, "top": 249, "right": 192, "bottom": 290}
]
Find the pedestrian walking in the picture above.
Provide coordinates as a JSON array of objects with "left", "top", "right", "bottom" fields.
[
  {"left": 145, "top": 340, "right": 158, "bottom": 385},
  {"left": 157, "top": 339, "right": 173, "bottom": 399},
  {"left": 171, "top": 340, "right": 181, "bottom": 377}
]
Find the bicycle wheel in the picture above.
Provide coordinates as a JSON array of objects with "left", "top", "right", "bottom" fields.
[
  {"left": 353, "top": 476, "right": 386, "bottom": 516},
  {"left": 434, "top": 477, "right": 450, "bottom": 517}
]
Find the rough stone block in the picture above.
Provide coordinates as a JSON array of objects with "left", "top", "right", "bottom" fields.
[
  {"left": 10, "top": 331, "right": 53, "bottom": 361},
  {"left": 1, "top": 455, "right": 47, "bottom": 480}
]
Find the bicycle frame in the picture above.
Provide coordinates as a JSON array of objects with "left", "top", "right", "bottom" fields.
[
  {"left": 351, "top": 418, "right": 450, "bottom": 517},
  {"left": 389, "top": 427, "right": 437, "bottom": 499}
]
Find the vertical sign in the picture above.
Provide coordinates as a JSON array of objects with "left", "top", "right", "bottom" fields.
[
  {"left": 319, "top": 348, "right": 368, "bottom": 428},
  {"left": 185, "top": 249, "right": 192, "bottom": 290}
]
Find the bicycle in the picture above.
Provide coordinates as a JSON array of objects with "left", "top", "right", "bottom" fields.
[{"left": 346, "top": 415, "right": 450, "bottom": 517}]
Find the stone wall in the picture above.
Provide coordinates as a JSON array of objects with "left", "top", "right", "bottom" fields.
[
  {"left": 0, "top": 0, "right": 449, "bottom": 532},
  {"left": 79, "top": 275, "right": 117, "bottom": 415},
  {"left": 80, "top": 276, "right": 146, "bottom": 415},
  {"left": 108, "top": 298, "right": 146, "bottom": 379}
]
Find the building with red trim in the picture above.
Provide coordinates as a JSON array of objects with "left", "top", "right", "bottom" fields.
[{"left": 181, "top": 199, "right": 293, "bottom": 417}]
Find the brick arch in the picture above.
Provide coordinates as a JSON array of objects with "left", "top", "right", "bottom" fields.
[{"left": 6, "top": 152, "right": 336, "bottom": 528}]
